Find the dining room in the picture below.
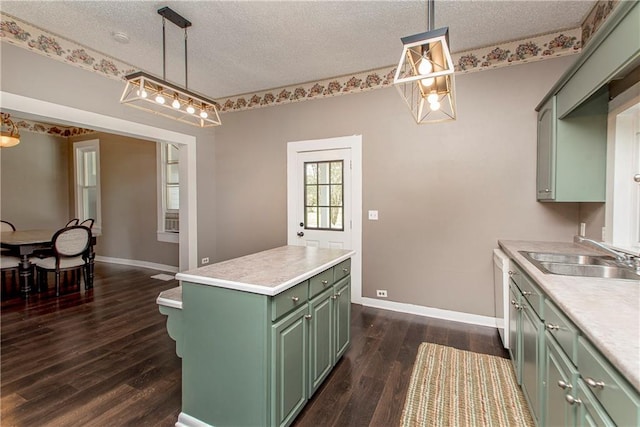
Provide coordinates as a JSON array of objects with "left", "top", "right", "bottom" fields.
[{"left": 0, "top": 116, "right": 180, "bottom": 300}]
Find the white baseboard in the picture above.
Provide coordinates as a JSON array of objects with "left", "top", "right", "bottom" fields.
[
  {"left": 95, "top": 255, "right": 179, "bottom": 273},
  {"left": 358, "top": 296, "right": 498, "bottom": 328},
  {"left": 176, "top": 412, "right": 212, "bottom": 427}
]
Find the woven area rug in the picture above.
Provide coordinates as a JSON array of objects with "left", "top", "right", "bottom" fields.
[{"left": 400, "top": 343, "right": 535, "bottom": 427}]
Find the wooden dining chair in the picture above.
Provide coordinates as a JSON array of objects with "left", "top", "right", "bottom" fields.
[
  {"left": 1, "top": 220, "right": 16, "bottom": 232},
  {"left": 32, "top": 226, "right": 91, "bottom": 297},
  {"left": 0, "top": 254, "right": 21, "bottom": 299}
]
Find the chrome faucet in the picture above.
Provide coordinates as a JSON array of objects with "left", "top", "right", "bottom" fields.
[{"left": 574, "top": 235, "right": 637, "bottom": 267}]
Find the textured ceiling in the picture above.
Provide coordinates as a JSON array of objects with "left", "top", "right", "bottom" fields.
[{"left": 1, "top": 1, "right": 596, "bottom": 99}]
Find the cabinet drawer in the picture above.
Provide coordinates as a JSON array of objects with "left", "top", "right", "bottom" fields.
[
  {"left": 510, "top": 265, "right": 543, "bottom": 320},
  {"left": 544, "top": 299, "right": 578, "bottom": 364},
  {"left": 333, "top": 259, "right": 351, "bottom": 282},
  {"left": 272, "top": 280, "right": 309, "bottom": 321},
  {"left": 309, "top": 269, "right": 333, "bottom": 298},
  {"left": 577, "top": 336, "right": 640, "bottom": 427}
]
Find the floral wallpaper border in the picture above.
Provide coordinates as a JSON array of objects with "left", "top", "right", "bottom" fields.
[
  {"left": 9, "top": 117, "right": 96, "bottom": 138},
  {"left": 0, "top": 1, "right": 618, "bottom": 114}
]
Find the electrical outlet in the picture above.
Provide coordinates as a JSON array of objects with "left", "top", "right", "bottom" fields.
[
  {"left": 376, "top": 289, "right": 387, "bottom": 298},
  {"left": 368, "top": 210, "right": 379, "bottom": 220},
  {"left": 201, "top": 257, "right": 210, "bottom": 264}
]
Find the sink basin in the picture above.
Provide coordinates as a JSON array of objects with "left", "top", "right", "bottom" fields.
[
  {"left": 522, "top": 251, "right": 615, "bottom": 265},
  {"left": 538, "top": 262, "right": 640, "bottom": 281}
]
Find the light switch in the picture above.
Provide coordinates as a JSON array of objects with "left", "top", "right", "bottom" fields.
[{"left": 368, "top": 210, "right": 379, "bottom": 220}]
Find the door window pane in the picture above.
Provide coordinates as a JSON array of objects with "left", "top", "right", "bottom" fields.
[{"left": 304, "top": 160, "right": 343, "bottom": 230}]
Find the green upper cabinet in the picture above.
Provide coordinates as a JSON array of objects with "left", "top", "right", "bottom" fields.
[
  {"left": 536, "top": 89, "right": 608, "bottom": 202},
  {"left": 535, "top": 0, "right": 639, "bottom": 202}
]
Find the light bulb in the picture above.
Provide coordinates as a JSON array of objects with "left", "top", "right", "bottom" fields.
[
  {"left": 155, "top": 94, "right": 165, "bottom": 104},
  {"left": 200, "top": 109, "right": 208, "bottom": 119},
  {"left": 421, "top": 77, "right": 434, "bottom": 87},
  {"left": 427, "top": 92, "right": 439, "bottom": 104},
  {"left": 418, "top": 57, "right": 433, "bottom": 75},
  {"left": 172, "top": 98, "right": 181, "bottom": 109},
  {"left": 186, "top": 104, "right": 195, "bottom": 114},
  {"left": 137, "top": 89, "right": 148, "bottom": 98},
  {"left": 430, "top": 101, "right": 441, "bottom": 111}
]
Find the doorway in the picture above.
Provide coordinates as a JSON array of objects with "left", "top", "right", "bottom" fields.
[{"left": 287, "top": 135, "right": 362, "bottom": 303}]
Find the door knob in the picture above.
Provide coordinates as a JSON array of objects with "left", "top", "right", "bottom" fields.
[
  {"left": 634, "top": 174, "right": 640, "bottom": 183},
  {"left": 297, "top": 231, "right": 304, "bottom": 237}
]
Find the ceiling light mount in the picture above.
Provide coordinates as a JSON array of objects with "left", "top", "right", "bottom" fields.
[
  {"left": 0, "top": 113, "right": 21, "bottom": 148},
  {"left": 120, "top": 6, "right": 221, "bottom": 128},
  {"left": 393, "top": 0, "right": 456, "bottom": 124}
]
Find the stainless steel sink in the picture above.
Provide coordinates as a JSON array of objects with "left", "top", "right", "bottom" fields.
[
  {"left": 524, "top": 252, "right": 615, "bottom": 265},
  {"left": 519, "top": 251, "right": 639, "bottom": 281},
  {"left": 538, "top": 262, "right": 640, "bottom": 280}
]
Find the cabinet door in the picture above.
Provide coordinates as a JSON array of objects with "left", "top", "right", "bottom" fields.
[
  {"left": 272, "top": 304, "right": 308, "bottom": 427},
  {"left": 334, "top": 277, "right": 350, "bottom": 361},
  {"left": 508, "top": 282, "right": 521, "bottom": 383},
  {"left": 521, "top": 305, "right": 542, "bottom": 425},
  {"left": 545, "top": 333, "right": 577, "bottom": 427},
  {"left": 537, "top": 97, "right": 556, "bottom": 200},
  {"left": 309, "top": 287, "right": 334, "bottom": 397},
  {"left": 576, "top": 380, "right": 615, "bottom": 427}
]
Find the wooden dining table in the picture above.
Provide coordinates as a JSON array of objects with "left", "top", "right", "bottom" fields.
[{"left": 0, "top": 229, "right": 97, "bottom": 298}]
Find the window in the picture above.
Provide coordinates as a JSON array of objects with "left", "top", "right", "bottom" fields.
[
  {"left": 157, "top": 142, "right": 180, "bottom": 243},
  {"left": 73, "top": 140, "right": 101, "bottom": 233},
  {"left": 607, "top": 85, "right": 640, "bottom": 253},
  {"left": 304, "top": 160, "right": 343, "bottom": 230}
]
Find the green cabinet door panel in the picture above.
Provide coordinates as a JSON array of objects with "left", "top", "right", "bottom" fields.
[
  {"left": 520, "top": 304, "right": 543, "bottom": 425},
  {"left": 537, "top": 97, "right": 556, "bottom": 200},
  {"left": 182, "top": 283, "right": 271, "bottom": 427},
  {"left": 309, "top": 286, "right": 335, "bottom": 397},
  {"left": 575, "top": 381, "right": 615, "bottom": 427},
  {"left": 508, "top": 281, "right": 522, "bottom": 384},
  {"left": 544, "top": 332, "right": 578, "bottom": 427},
  {"left": 272, "top": 304, "right": 309, "bottom": 427},
  {"left": 334, "top": 277, "right": 351, "bottom": 361}
]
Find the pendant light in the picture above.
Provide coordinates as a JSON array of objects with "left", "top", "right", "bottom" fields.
[
  {"left": 394, "top": 0, "right": 456, "bottom": 123},
  {"left": 120, "top": 7, "right": 221, "bottom": 128},
  {"left": 0, "top": 113, "right": 20, "bottom": 148}
]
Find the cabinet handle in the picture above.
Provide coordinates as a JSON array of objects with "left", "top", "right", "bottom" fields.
[
  {"left": 291, "top": 296, "right": 299, "bottom": 302},
  {"left": 585, "top": 377, "right": 605, "bottom": 389},
  {"left": 546, "top": 323, "right": 560, "bottom": 331},
  {"left": 522, "top": 291, "right": 532, "bottom": 296},
  {"left": 557, "top": 380, "right": 572, "bottom": 390},
  {"left": 342, "top": 268, "right": 349, "bottom": 273},
  {"left": 510, "top": 300, "right": 523, "bottom": 310},
  {"left": 565, "top": 395, "right": 582, "bottom": 405},
  {"left": 321, "top": 280, "right": 329, "bottom": 285},
  {"left": 336, "top": 291, "right": 342, "bottom": 297},
  {"left": 545, "top": 189, "right": 550, "bottom": 193},
  {"left": 331, "top": 295, "right": 338, "bottom": 300},
  {"left": 508, "top": 271, "right": 518, "bottom": 276},
  {"left": 304, "top": 314, "right": 312, "bottom": 320}
]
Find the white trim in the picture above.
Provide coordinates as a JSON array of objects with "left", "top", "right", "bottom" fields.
[
  {"left": 287, "top": 135, "right": 363, "bottom": 304},
  {"left": 0, "top": 91, "right": 198, "bottom": 271},
  {"left": 359, "top": 298, "right": 498, "bottom": 328},
  {"left": 176, "top": 412, "right": 212, "bottom": 427},
  {"left": 95, "top": 255, "right": 178, "bottom": 273}
]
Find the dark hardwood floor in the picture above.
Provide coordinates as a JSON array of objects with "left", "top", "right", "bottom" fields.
[{"left": 1, "top": 262, "right": 507, "bottom": 427}]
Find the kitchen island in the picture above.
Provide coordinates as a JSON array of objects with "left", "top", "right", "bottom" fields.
[{"left": 157, "top": 245, "right": 355, "bottom": 427}]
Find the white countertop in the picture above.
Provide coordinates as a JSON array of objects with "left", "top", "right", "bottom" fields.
[
  {"left": 499, "top": 240, "right": 640, "bottom": 393},
  {"left": 172, "top": 245, "right": 354, "bottom": 297}
]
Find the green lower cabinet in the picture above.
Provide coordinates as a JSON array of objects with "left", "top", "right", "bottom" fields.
[
  {"left": 521, "top": 304, "right": 543, "bottom": 426},
  {"left": 308, "top": 286, "right": 335, "bottom": 397},
  {"left": 508, "top": 282, "right": 522, "bottom": 384},
  {"left": 575, "top": 380, "right": 615, "bottom": 427},
  {"left": 334, "top": 277, "right": 350, "bottom": 360},
  {"left": 544, "top": 333, "right": 578, "bottom": 427},
  {"left": 272, "top": 304, "right": 309, "bottom": 427}
]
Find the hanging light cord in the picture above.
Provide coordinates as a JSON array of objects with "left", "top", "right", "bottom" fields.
[
  {"left": 184, "top": 27, "right": 188, "bottom": 90},
  {"left": 427, "top": 0, "right": 434, "bottom": 31}
]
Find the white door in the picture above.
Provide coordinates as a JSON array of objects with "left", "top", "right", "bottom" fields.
[
  {"left": 290, "top": 149, "right": 351, "bottom": 248},
  {"left": 287, "top": 135, "right": 362, "bottom": 303}
]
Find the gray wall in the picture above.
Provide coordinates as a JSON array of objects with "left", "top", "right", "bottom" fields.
[
  {"left": 2, "top": 41, "right": 587, "bottom": 318},
  {"left": 0, "top": 131, "right": 70, "bottom": 229},
  {"left": 214, "top": 56, "right": 581, "bottom": 317},
  {"left": 69, "top": 133, "right": 179, "bottom": 267}
]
